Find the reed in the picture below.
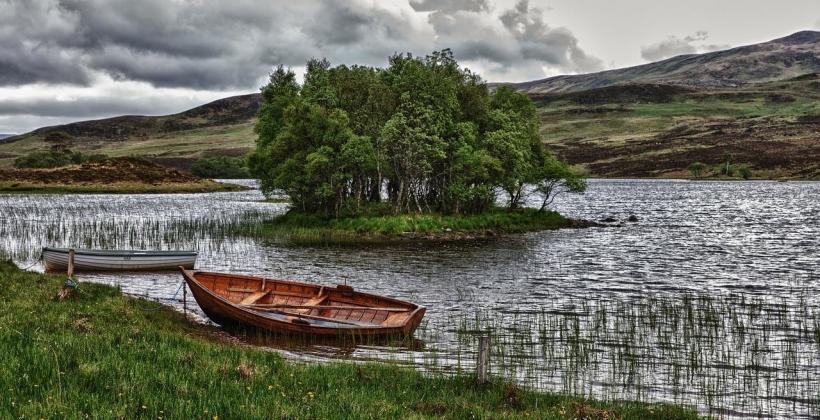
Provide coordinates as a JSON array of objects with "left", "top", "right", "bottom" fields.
[{"left": 0, "top": 180, "right": 245, "bottom": 194}]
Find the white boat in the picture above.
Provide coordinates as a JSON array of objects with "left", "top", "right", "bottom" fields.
[{"left": 42, "top": 247, "right": 197, "bottom": 272}]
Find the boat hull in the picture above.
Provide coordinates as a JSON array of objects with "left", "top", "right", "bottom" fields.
[
  {"left": 42, "top": 247, "right": 197, "bottom": 272},
  {"left": 181, "top": 269, "right": 425, "bottom": 338}
]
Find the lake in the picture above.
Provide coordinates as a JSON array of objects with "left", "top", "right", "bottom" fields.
[{"left": 2, "top": 179, "right": 818, "bottom": 418}]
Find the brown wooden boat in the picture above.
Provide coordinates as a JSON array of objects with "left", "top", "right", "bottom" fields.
[{"left": 180, "top": 268, "right": 426, "bottom": 337}]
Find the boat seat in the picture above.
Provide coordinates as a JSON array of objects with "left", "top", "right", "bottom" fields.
[
  {"left": 240, "top": 290, "right": 269, "bottom": 305},
  {"left": 303, "top": 294, "right": 328, "bottom": 306},
  {"left": 294, "top": 293, "right": 327, "bottom": 314}
]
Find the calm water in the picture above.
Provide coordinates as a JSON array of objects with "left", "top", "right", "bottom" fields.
[{"left": 2, "top": 179, "right": 818, "bottom": 418}]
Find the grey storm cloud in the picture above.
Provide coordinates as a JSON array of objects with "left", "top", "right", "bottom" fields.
[
  {"left": 423, "top": 0, "right": 603, "bottom": 74},
  {"left": 410, "top": 0, "right": 489, "bottom": 13},
  {"left": 0, "top": 95, "right": 198, "bottom": 118},
  {"left": 641, "top": 31, "right": 730, "bottom": 62},
  {"left": 0, "top": 0, "right": 602, "bottom": 90}
]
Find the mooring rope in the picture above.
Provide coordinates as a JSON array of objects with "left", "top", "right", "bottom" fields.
[{"left": 139, "top": 280, "right": 186, "bottom": 312}]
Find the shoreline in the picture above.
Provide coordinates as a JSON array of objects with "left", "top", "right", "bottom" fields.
[
  {"left": 0, "top": 260, "right": 700, "bottom": 419},
  {"left": 0, "top": 179, "right": 247, "bottom": 194},
  {"left": 251, "top": 208, "right": 603, "bottom": 244}
]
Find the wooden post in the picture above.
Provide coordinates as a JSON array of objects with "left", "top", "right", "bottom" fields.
[
  {"left": 476, "top": 335, "right": 490, "bottom": 384},
  {"left": 67, "top": 249, "right": 75, "bottom": 278},
  {"left": 183, "top": 282, "right": 187, "bottom": 317},
  {"left": 57, "top": 249, "right": 76, "bottom": 302}
]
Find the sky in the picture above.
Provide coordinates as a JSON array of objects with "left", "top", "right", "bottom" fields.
[{"left": 0, "top": 0, "right": 818, "bottom": 134}]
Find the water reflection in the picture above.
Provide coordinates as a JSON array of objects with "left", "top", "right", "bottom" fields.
[{"left": 1, "top": 179, "right": 819, "bottom": 418}]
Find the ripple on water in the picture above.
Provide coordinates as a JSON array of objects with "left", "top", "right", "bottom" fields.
[{"left": 1, "top": 179, "right": 819, "bottom": 418}]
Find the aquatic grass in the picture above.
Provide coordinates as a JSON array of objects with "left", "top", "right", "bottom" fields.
[
  {"left": 403, "top": 291, "right": 820, "bottom": 418},
  {"left": 0, "top": 180, "right": 244, "bottom": 194},
  {"left": 0, "top": 260, "right": 698, "bottom": 419}
]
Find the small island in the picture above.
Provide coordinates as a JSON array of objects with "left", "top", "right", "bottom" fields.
[
  {"left": 0, "top": 152, "right": 244, "bottom": 194},
  {"left": 250, "top": 51, "right": 587, "bottom": 242}
]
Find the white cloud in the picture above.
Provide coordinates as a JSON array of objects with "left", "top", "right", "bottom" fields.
[{"left": 640, "top": 31, "right": 730, "bottom": 62}]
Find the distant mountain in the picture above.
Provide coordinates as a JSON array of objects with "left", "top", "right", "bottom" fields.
[
  {"left": 0, "top": 134, "right": 15, "bottom": 141},
  {"left": 7, "top": 93, "right": 260, "bottom": 143},
  {"left": 0, "top": 94, "right": 260, "bottom": 170},
  {"left": 504, "top": 31, "right": 820, "bottom": 93}
]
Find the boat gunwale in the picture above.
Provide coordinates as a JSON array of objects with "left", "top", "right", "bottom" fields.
[{"left": 43, "top": 247, "right": 198, "bottom": 258}]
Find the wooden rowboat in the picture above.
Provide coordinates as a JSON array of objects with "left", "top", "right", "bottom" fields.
[
  {"left": 180, "top": 268, "right": 426, "bottom": 337},
  {"left": 42, "top": 247, "right": 197, "bottom": 272}
]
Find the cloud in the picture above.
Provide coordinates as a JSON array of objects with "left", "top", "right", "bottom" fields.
[
  {"left": 0, "top": 0, "right": 426, "bottom": 89},
  {"left": 0, "top": 0, "right": 606, "bottom": 132},
  {"left": 422, "top": 0, "right": 603, "bottom": 77},
  {"left": 0, "top": 0, "right": 600, "bottom": 90},
  {"left": 410, "top": 0, "right": 489, "bottom": 13},
  {"left": 641, "top": 31, "right": 730, "bottom": 62},
  {"left": 499, "top": 1, "right": 603, "bottom": 73}
]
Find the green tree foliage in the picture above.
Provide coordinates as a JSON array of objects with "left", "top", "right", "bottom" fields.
[
  {"left": 688, "top": 162, "right": 707, "bottom": 179},
  {"left": 190, "top": 156, "right": 251, "bottom": 178},
  {"left": 251, "top": 50, "right": 585, "bottom": 216},
  {"left": 14, "top": 149, "right": 106, "bottom": 169}
]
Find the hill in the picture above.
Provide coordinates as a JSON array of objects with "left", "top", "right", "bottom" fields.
[
  {"left": 0, "top": 134, "right": 14, "bottom": 140},
  {"left": 536, "top": 75, "right": 820, "bottom": 179},
  {"left": 0, "top": 94, "right": 261, "bottom": 170},
  {"left": 505, "top": 31, "right": 820, "bottom": 94},
  {"left": 0, "top": 31, "right": 817, "bottom": 179}
]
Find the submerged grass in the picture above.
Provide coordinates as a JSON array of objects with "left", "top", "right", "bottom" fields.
[
  {"left": 256, "top": 208, "right": 584, "bottom": 244},
  {"left": 0, "top": 260, "right": 698, "bottom": 419},
  {"left": 0, "top": 180, "right": 245, "bottom": 194}
]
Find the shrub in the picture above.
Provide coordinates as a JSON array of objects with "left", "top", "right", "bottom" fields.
[
  {"left": 737, "top": 166, "right": 753, "bottom": 180},
  {"left": 13, "top": 149, "right": 105, "bottom": 169},
  {"left": 688, "top": 162, "right": 707, "bottom": 179},
  {"left": 190, "top": 156, "right": 251, "bottom": 178}
]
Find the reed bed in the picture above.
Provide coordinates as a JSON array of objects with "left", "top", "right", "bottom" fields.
[
  {"left": 0, "top": 260, "right": 697, "bottom": 419},
  {"left": 2, "top": 190, "right": 818, "bottom": 417},
  {"left": 397, "top": 292, "right": 820, "bottom": 418}
]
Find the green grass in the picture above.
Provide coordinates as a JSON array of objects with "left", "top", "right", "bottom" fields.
[
  {"left": 256, "top": 208, "right": 585, "bottom": 244},
  {"left": 0, "top": 260, "right": 700, "bottom": 419},
  {"left": 0, "top": 180, "right": 245, "bottom": 194}
]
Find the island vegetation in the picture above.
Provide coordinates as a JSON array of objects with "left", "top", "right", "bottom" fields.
[
  {"left": 249, "top": 50, "right": 586, "bottom": 240},
  {"left": 0, "top": 259, "right": 699, "bottom": 419}
]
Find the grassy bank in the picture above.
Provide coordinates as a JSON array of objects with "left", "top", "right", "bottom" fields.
[
  {"left": 0, "top": 260, "right": 698, "bottom": 419},
  {"left": 0, "top": 179, "right": 245, "bottom": 194},
  {"left": 256, "top": 208, "right": 595, "bottom": 243}
]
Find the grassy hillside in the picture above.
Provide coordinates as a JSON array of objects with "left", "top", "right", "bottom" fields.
[
  {"left": 505, "top": 31, "right": 820, "bottom": 93},
  {"left": 0, "top": 94, "right": 260, "bottom": 170},
  {"left": 536, "top": 75, "right": 820, "bottom": 179}
]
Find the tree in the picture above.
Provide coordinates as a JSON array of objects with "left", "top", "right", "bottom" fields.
[
  {"left": 688, "top": 162, "right": 707, "bottom": 179},
  {"left": 248, "top": 66, "right": 300, "bottom": 195},
  {"left": 532, "top": 153, "right": 587, "bottom": 211},
  {"left": 251, "top": 51, "right": 584, "bottom": 217}
]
